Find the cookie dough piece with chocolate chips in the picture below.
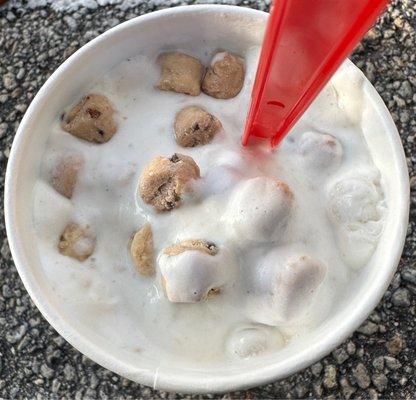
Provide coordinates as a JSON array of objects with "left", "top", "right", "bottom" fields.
[
  {"left": 174, "top": 106, "right": 222, "bottom": 147},
  {"left": 202, "top": 51, "right": 245, "bottom": 99},
  {"left": 156, "top": 52, "right": 204, "bottom": 96},
  {"left": 139, "top": 153, "right": 200, "bottom": 212},
  {"left": 58, "top": 223, "right": 96, "bottom": 261},
  {"left": 61, "top": 94, "right": 117, "bottom": 143}
]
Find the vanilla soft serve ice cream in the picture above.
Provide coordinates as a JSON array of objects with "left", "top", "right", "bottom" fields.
[{"left": 32, "top": 43, "right": 386, "bottom": 365}]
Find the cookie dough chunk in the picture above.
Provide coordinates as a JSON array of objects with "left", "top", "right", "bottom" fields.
[
  {"left": 202, "top": 52, "right": 245, "bottom": 99},
  {"left": 159, "top": 240, "right": 235, "bottom": 303},
  {"left": 130, "top": 224, "right": 155, "bottom": 276},
  {"left": 222, "top": 177, "right": 294, "bottom": 243},
  {"left": 298, "top": 131, "right": 343, "bottom": 171},
  {"left": 58, "top": 223, "right": 96, "bottom": 261},
  {"left": 156, "top": 52, "right": 204, "bottom": 96},
  {"left": 164, "top": 239, "right": 218, "bottom": 256},
  {"left": 247, "top": 250, "right": 327, "bottom": 325},
  {"left": 174, "top": 106, "right": 222, "bottom": 147},
  {"left": 61, "top": 94, "right": 117, "bottom": 143},
  {"left": 49, "top": 154, "right": 84, "bottom": 199},
  {"left": 139, "top": 153, "right": 200, "bottom": 212}
]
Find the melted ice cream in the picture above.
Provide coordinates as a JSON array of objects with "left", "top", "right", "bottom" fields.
[{"left": 32, "top": 46, "right": 386, "bottom": 365}]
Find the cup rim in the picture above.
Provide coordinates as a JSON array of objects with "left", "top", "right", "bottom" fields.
[{"left": 4, "top": 4, "right": 410, "bottom": 394}]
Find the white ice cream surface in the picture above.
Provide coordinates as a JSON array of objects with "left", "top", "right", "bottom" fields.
[{"left": 33, "top": 46, "right": 386, "bottom": 365}]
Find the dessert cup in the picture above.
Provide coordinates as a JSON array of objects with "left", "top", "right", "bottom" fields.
[{"left": 4, "top": 5, "right": 409, "bottom": 393}]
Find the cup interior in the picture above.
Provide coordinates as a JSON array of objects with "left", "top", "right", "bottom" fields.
[{"left": 5, "top": 5, "right": 409, "bottom": 393}]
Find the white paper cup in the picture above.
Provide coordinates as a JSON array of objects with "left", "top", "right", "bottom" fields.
[{"left": 4, "top": 5, "right": 409, "bottom": 394}]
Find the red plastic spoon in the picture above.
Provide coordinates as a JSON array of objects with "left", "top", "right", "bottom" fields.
[{"left": 242, "top": 0, "right": 390, "bottom": 148}]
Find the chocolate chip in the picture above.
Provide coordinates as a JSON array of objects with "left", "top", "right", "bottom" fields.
[
  {"left": 170, "top": 154, "right": 180, "bottom": 163},
  {"left": 87, "top": 108, "right": 101, "bottom": 119}
]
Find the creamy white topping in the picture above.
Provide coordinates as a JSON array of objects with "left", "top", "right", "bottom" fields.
[{"left": 32, "top": 46, "right": 386, "bottom": 364}]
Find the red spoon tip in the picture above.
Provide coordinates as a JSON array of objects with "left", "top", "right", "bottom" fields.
[{"left": 243, "top": 0, "right": 390, "bottom": 148}]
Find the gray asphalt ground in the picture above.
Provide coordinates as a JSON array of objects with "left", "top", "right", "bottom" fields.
[{"left": 1, "top": 0, "right": 415, "bottom": 398}]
